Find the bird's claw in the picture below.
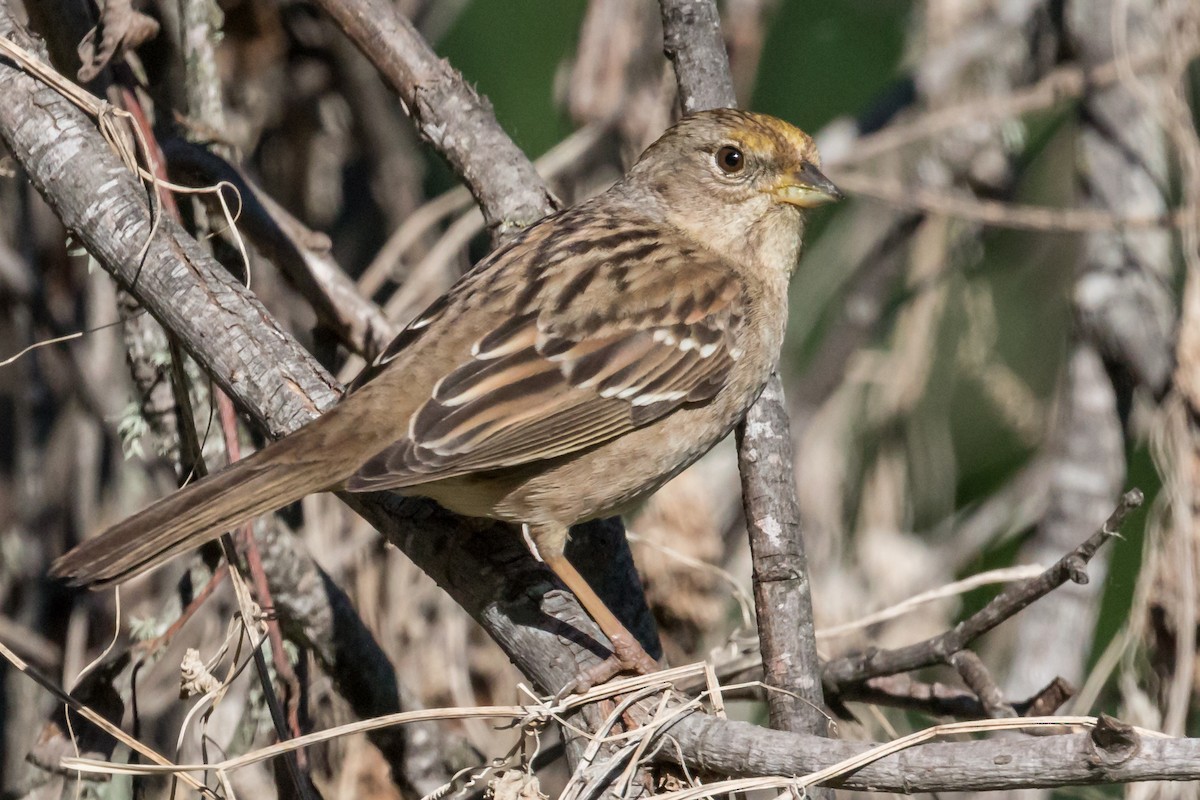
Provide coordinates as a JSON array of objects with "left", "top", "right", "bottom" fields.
[{"left": 555, "top": 631, "right": 659, "bottom": 701}]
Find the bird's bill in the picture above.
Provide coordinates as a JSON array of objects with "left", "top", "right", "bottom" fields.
[{"left": 770, "top": 162, "right": 844, "bottom": 208}]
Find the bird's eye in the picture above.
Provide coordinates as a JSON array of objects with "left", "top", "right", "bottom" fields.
[{"left": 715, "top": 146, "right": 744, "bottom": 174}]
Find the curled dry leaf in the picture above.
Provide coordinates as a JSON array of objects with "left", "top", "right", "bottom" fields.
[
  {"left": 77, "top": 0, "right": 160, "bottom": 82},
  {"left": 179, "top": 646, "right": 222, "bottom": 697},
  {"left": 487, "top": 771, "right": 547, "bottom": 800}
]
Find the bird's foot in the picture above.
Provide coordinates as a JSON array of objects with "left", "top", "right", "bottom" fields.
[{"left": 557, "top": 631, "right": 659, "bottom": 699}]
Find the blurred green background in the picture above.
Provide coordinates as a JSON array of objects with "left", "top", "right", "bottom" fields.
[{"left": 434, "top": 1, "right": 910, "bottom": 154}]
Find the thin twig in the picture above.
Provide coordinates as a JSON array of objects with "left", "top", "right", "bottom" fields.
[
  {"left": 357, "top": 122, "right": 608, "bottom": 299},
  {"left": 949, "top": 650, "right": 1017, "bottom": 718},
  {"left": 833, "top": 46, "right": 1193, "bottom": 168},
  {"left": 839, "top": 673, "right": 1073, "bottom": 719},
  {"left": 823, "top": 489, "right": 1144, "bottom": 687}
]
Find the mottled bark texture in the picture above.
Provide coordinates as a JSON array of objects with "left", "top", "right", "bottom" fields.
[
  {"left": 661, "top": 0, "right": 829, "bottom": 742},
  {"left": 662, "top": 713, "right": 1200, "bottom": 792}
]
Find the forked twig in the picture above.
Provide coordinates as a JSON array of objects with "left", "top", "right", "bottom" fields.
[{"left": 824, "top": 489, "right": 1144, "bottom": 688}]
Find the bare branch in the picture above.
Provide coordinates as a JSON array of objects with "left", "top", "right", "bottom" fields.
[
  {"left": 310, "top": 0, "right": 556, "bottom": 241},
  {"left": 823, "top": 489, "right": 1144, "bottom": 688},
  {"left": 660, "top": 712, "right": 1199, "bottom": 792}
]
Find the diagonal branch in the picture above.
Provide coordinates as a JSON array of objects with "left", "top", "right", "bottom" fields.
[
  {"left": 823, "top": 489, "right": 1144, "bottom": 688},
  {"left": 310, "top": 0, "right": 557, "bottom": 241}
]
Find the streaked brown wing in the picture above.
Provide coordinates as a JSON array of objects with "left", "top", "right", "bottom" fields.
[{"left": 344, "top": 235, "right": 744, "bottom": 492}]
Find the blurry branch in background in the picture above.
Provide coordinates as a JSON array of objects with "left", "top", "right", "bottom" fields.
[
  {"left": 778, "top": 3, "right": 1192, "bottom": 798},
  {"left": 831, "top": 171, "right": 1195, "bottom": 231},
  {"left": 787, "top": 4, "right": 1065, "bottom": 716},
  {"left": 162, "top": 139, "right": 398, "bottom": 360},
  {"left": 722, "top": 0, "right": 779, "bottom": 104},
  {"left": 1000, "top": 0, "right": 1184, "bottom": 740},
  {"left": 375, "top": 122, "right": 610, "bottom": 331},
  {"left": 566, "top": 0, "right": 675, "bottom": 152},
  {"left": 1142, "top": 0, "right": 1200, "bottom": 770},
  {"left": 828, "top": 42, "right": 1195, "bottom": 170}
]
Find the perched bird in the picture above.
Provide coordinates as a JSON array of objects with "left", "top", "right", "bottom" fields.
[{"left": 52, "top": 109, "right": 841, "bottom": 688}]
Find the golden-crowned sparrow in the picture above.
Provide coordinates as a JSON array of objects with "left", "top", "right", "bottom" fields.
[{"left": 52, "top": 108, "right": 840, "bottom": 686}]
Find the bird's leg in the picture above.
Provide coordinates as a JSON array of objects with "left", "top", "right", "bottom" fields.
[{"left": 537, "top": 547, "right": 659, "bottom": 694}]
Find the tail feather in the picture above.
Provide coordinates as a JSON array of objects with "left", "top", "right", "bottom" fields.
[{"left": 51, "top": 442, "right": 340, "bottom": 588}]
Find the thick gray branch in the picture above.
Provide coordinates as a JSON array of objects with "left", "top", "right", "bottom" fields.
[
  {"left": 659, "top": 0, "right": 737, "bottom": 110},
  {"left": 735, "top": 379, "right": 827, "bottom": 735},
  {"left": 662, "top": 713, "right": 1200, "bottom": 792}
]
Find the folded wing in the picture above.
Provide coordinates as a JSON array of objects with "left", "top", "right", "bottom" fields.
[{"left": 345, "top": 239, "right": 745, "bottom": 491}]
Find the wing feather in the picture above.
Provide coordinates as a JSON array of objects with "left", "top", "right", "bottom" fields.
[{"left": 344, "top": 230, "right": 746, "bottom": 493}]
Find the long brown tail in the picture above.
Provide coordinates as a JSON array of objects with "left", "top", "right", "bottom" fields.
[{"left": 51, "top": 422, "right": 356, "bottom": 588}]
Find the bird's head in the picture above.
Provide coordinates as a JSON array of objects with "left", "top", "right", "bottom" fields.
[{"left": 627, "top": 109, "right": 842, "bottom": 275}]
